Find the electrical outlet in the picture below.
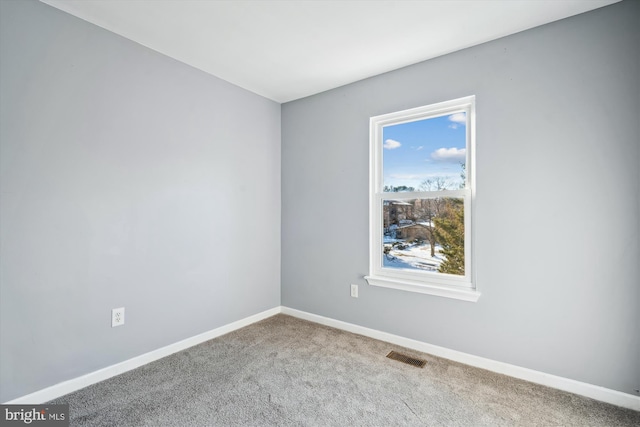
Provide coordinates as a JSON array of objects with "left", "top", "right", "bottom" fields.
[
  {"left": 112, "top": 307, "right": 125, "bottom": 327},
  {"left": 350, "top": 284, "right": 358, "bottom": 298}
]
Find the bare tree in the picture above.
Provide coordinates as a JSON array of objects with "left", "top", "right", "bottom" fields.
[{"left": 415, "top": 177, "right": 450, "bottom": 257}]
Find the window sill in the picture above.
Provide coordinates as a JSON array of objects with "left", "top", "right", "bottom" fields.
[{"left": 364, "top": 275, "right": 481, "bottom": 302}]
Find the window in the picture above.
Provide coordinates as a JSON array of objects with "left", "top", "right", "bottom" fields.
[{"left": 365, "top": 96, "right": 479, "bottom": 302}]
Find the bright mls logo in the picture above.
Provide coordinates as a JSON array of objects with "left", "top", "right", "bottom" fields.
[{"left": 1, "top": 405, "right": 68, "bottom": 426}]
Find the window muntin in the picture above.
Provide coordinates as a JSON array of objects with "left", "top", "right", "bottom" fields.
[{"left": 367, "top": 96, "right": 477, "bottom": 299}]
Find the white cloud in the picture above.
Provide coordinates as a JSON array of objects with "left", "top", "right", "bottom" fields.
[
  {"left": 431, "top": 147, "right": 466, "bottom": 162},
  {"left": 448, "top": 112, "right": 466, "bottom": 125},
  {"left": 384, "top": 139, "right": 402, "bottom": 149},
  {"left": 416, "top": 146, "right": 424, "bottom": 151},
  {"left": 389, "top": 173, "right": 428, "bottom": 180}
]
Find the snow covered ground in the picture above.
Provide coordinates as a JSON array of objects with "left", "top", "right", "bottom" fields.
[{"left": 383, "top": 239, "right": 444, "bottom": 271}]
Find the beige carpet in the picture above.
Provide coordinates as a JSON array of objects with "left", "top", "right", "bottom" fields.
[{"left": 50, "top": 314, "right": 640, "bottom": 426}]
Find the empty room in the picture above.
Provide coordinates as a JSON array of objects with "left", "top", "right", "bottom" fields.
[{"left": 1, "top": 0, "right": 638, "bottom": 425}]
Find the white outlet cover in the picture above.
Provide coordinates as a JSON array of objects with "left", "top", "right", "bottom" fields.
[{"left": 112, "top": 307, "right": 125, "bottom": 327}]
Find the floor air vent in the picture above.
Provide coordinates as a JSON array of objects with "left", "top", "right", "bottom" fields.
[{"left": 386, "top": 351, "right": 426, "bottom": 368}]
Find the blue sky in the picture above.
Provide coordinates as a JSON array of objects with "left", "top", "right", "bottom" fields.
[{"left": 383, "top": 112, "right": 466, "bottom": 190}]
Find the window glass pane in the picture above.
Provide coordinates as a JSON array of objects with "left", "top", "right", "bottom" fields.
[
  {"left": 382, "top": 113, "right": 467, "bottom": 192},
  {"left": 383, "top": 197, "right": 464, "bottom": 276}
]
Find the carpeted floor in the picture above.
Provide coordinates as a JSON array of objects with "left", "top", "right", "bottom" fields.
[{"left": 49, "top": 314, "right": 640, "bottom": 426}]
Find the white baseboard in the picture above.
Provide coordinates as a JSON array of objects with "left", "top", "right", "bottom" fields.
[
  {"left": 5, "top": 307, "right": 281, "bottom": 404},
  {"left": 7, "top": 305, "right": 639, "bottom": 412},
  {"left": 281, "top": 306, "right": 640, "bottom": 412}
]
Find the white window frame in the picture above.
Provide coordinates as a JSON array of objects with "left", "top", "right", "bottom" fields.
[{"left": 365, "top": 96, "right": 480, "bottom": 302}]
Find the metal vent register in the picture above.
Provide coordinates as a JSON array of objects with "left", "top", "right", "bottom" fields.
[{"left": 386, "top": 351, "right": 427, "bottom": 368}]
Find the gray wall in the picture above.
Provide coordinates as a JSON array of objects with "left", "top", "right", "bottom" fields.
[
  {"left": 0, "top": 0, "right": 281, "bottom": 402},
  {"left": 282, "top": 1, "right": 639, "bottom": 395}
]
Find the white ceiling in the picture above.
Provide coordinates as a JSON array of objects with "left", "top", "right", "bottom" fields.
[{"left": 40, "top": 0, "right": 619, "bottom": 103}]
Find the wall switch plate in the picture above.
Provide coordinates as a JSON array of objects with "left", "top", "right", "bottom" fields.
[
  {"left": 350, "top": 284, "right": 358, "bottom": 298},
  {"left": 112, "top": 307, "right": 125, "bottom": 327}
]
